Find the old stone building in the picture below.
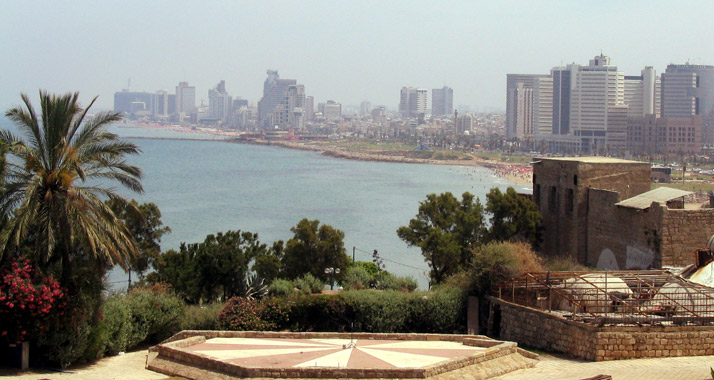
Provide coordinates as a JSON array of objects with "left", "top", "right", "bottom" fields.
[{"left": 533, "top": 156, "right": 714, "bottom": 268}]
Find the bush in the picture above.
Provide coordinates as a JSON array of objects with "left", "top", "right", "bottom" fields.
[
  {"left": 99, "top": 295, "right": 133, "bottom": 355},
  {"left": 268, "top": 279, "right": 295, "bottom": 297},
  {"left": 407, "top": 287, "right": 465, "bottom": 333},
  {"left": 285, "top": 295, "right": 350, "bottom": 332},
  {"left": 341, "top": 266, "right": 372, "bottom": 290},
  {"left": 260, "top": 297, "right": 292, "bottom": 330},
  {"left": 544, "top": 255, "right": 589, "bottom": 272},
  {"left": 180, "top": 303, "right": 224, "bottom": 331},
  {"left": 374, "top": 272, "right": 418, "bottom": 292},
  {"left": 124, "top": 285, "right": 185, "bottom": 345},
  {"left": 342, "top": 265, "right": 417, "bottom": 292},
  {"left": 218, "top": 297, "right": 273, "bottom": 331},
  {"left": 471, "top": 242, "right": 543, "bottom": 295},
  {"left": 78, "top": 285, "right": 185, "bottom": 363},
  {"left": 350, "top": 261, "right": 380, "bottom": 277},
  {"left": 342, "top": 290, "right": 409, "bottom": 333},
  {"left": 294, "top": 273, "right": 324, "bottom": 294}
]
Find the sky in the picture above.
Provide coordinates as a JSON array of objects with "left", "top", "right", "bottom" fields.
[{"left": 2, "top": 1, "right": 714, "bottom": 113}]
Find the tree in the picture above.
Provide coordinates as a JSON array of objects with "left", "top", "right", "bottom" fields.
[
  {"left": 485, "top": 187, "right": 542, "bottom": 249},
  {"left": 152, "top": 230, "right": 269, "bottom": 303},
  {"left": 0, "top": 91, "right": 143, "bottom": 282},
  {"left": 397, "top": 192, "right": 486, "bottom": 285},
  {"left": 106, "top": 199, "right": 170, "bottom": 279},
  {"left": 281, "top": 219, "right": 349, "bottom": 282}
]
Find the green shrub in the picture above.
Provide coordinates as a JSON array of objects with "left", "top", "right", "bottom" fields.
[
  {"left": 342, "top": 290, "right": 409, "bottom": 333},
  {"left": 407, "top": 287, "right": 465, "bottom": 333},
  {"left": 294, "top": 273, "right": 324, "bottom": 294},
  {"left": 374, "top": 272, "right": 418, "bottom": 292},
  {"left": 99, "top": 295, "right": 133, "bottom": 355},
  {"left": 219, "top": 297, "right": 273, "bottom": 331},
  {"left": 349, "top": 261, "right": 380, "bottom": 277},
  {"left": 285, "top": 295, "right": 350, "bottom": 332},
  {"left": 268, "top": 279, "right": 295, "bottom": 297},
  {"left": 342, "top": 266, "right": 372, "bottom": 290},
  {"left": 260, "top": 297, "right": 293, "bottom": 330},
  {"left": 37, "top": 321, "right": 93, "bottom": 369},
  {"left": 124, "top": 286, "right": 185, "bottom": 345},
  {"left": 180, "top": 303, "right": 224, "bottom": 330}
]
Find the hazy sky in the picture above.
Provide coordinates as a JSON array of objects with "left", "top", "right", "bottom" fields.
[{"left": 2, "top": 1, "right": 713, "bottom": 112}]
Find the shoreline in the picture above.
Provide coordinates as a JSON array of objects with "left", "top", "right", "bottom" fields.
[{"left": 118, "top": 123, "right": 533, "bottom": 187}]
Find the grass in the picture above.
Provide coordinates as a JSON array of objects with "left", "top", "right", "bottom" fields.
[
  {"left": 476, "top": 152, "right": 532, "bottom": 164},
  {"left": 652, "top": 182, "right": 714, "bottom": 192}
]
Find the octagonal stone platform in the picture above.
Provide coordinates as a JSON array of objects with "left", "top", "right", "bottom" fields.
[{"left": 148, "top": 331, "right": 537, "bottom": 379}]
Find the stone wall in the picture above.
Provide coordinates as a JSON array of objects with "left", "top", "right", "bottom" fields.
[
  {"left": 587, "top": 189, "right": 662, "bottom": 270},
  {"left": 533, "top": 158, "right": 650, "bottom": 263},
  {"left": 490, "top": 297, "right": 714, "bottom": 361},
  {"left": 659, "top": 205, "right": 714, "bottom": 266},
  {"left": 587, "top": 192, "right": 714, "bottom": 270}
]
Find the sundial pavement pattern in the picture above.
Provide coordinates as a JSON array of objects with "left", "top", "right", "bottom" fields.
[{"left": 188, "top": 337, "right": 486, "bottom": 369}]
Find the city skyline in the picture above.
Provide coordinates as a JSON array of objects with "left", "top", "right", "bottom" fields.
[{"left": 2, "top": 1, "right": 714, "bottom": 112}]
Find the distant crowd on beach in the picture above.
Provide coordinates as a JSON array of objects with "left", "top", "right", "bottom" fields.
[{"left": 494, "top": 165, "right": 532, "bottom": 185}]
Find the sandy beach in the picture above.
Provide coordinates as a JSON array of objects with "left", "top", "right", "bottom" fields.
[{"left": 120, "top": 123, "right": 534, "bottom": 187}]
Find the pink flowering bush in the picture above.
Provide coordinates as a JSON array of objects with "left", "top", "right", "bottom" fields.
[{"left": 0, "top": 257, "right": 66, "bottom": 343}]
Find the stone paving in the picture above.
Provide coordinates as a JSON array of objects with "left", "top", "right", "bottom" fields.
[
  {"left": 493, "top": 353, "right": 714, "bottom": 380},
  {"left": 188, "top": 337, "right": 487, "bottom": 369}
]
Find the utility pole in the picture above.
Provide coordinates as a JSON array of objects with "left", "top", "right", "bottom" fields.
[{"left": 352, "top": 246, "right": 356, "bottom": 263}]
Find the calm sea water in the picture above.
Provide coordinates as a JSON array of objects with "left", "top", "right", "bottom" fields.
[{"left": 0, "top": 119, "right": 522, "bottom": 289}]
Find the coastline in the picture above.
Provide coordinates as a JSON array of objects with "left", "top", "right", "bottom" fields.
[
  {"left": 234, "top": 139, "right": 534, "bottom": 187},
  {"left": 118, "top": 123, "right": 533, "bottom": 187}
]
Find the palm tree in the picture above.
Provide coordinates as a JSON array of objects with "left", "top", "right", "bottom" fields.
[{"left": 0, "top": 91, "right": 143, "bottom": 280}]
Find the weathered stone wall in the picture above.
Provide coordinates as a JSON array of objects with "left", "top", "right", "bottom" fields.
[
  {"left": 491, "top": 298, "right": 714, "bottom": 361},
  {"left": 587, "top": 195, "right": 714, "bottom": 270},
  {"left": 492, "top": 298, "right": 598, "bottom": 360},
  {"left": 533, "top": 158, "right": 650, "bottom": 263},
  {"left": 587, "top": 189, "right": 662, "bottom": 270},
  {"left": 659, "top": 205, "right": 714, "bottom": 266},
  {"left": 595, "top": 329, "right": 714, "bottom": 360}
]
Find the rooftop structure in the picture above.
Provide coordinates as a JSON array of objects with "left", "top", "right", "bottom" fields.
[{"left": 489, "top": 270, "right": 714, "bottom": 361}]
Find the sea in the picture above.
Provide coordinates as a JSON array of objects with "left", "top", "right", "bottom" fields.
[{"left": 0, "top": 119, "right": 528, "bottom": 289}]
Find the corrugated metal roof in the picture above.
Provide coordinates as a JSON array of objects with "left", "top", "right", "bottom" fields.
[{"left": 615, "top": 187, "right": 693, "bottom": 209}]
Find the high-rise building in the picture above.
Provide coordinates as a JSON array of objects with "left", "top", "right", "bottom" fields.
[
  {"left": 432, "top": 86, "right": 453, "bottom": 117},
  {"left": 455, "top": 113, "right": 474, "bottom": 133},
  {"left": 152, "top": 90, "right": 170, "bottom": 117},
  {"left": 175, "top": 81, "right": 196, "bottom": 116},
  {"left": 323, "top": 100, "right": 342, "bottom": 121},
  {"left": 533, "top": 77, "right": 553, "bottom": 136},
  {"left": 360, "top": 100, "right": 372, "bottom": 116},
  {"left": 399, "top": 87, "right": 427, "bottom": 119},
  {"left": 567, "top": 54, "right": 625, "bottom": 153},
  {"left": 257, "top": 70, "right": 297, "bottom": 128},
  {"left": 274, "top": 84, "right": 306, "bottom": 129},
  {"left": 551, "top": 67, "right": 572, "bottom": 136},
  {"left": 506, "top": 74, "right": 549, "bottom": 139},
  {"left": 208, "top": 80, "right": 233, "bottom": 122},
  {"left": 306, "top": 96, "right": 315, "bottom": 122},
  {"left": 114, "top": 90, "right": 153, "bottom": 115},
  {"left": 624, "top": 66, "right": 660, "bottom": 118},
  {"left": 662, "top": 64, "right": 714, "bottom": 144}
]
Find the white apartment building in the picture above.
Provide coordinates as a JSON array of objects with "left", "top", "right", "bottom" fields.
[
  {"left": 568, "top": 54, "right": 625, "bottom": 153},
  {"left": 624, "top": 66, "right": 660, "bottom": 118},
  {"left": 399, "top": 87, "right": 427, "bottom": 119}
]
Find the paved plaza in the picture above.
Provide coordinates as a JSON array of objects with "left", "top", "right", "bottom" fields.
[{"left": 188, "top": 337, "right": 487, "bottom": 369}]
